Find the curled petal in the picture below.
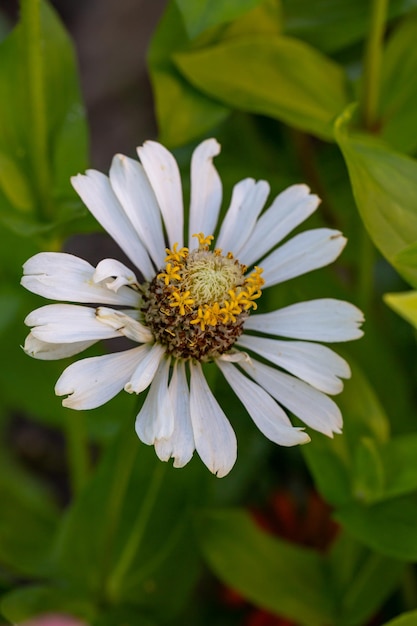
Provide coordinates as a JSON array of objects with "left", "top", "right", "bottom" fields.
[
  {"left": 22, "top": 253, "right": 139, "bottom": 306},
  {"left": 23, "top": 333, "right": 96, "bottom": 360},
  {"left": 96, "top": 307, "right": 153, "bottom": 343},
  {"left": 93, "top": 259, "right": 139, "bottom": 292}
]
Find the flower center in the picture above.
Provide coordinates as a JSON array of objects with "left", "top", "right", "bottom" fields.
[{"left": 140, "top": 233, "right": 264, "bottom": 361}]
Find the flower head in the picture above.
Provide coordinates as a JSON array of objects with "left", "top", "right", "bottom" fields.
[{"left": 21, "top": 139, "right": 364, "bottom": 477}]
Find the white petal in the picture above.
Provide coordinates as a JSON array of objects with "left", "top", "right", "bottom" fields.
[
  {"left": 125, "top": 343, "right": 165, "bottom": 394},
  {"left": 55, "top": 346, "right": 144, "bottom": 409},
  {"left": 21, "top": 253, "right": 139, "bottom": 306},
  {"left": 137, "top": 141, "right": 184, "bottom": 248},
  {"left": 25, "top": 304, "right": 123, "bottom": 344},
  {"left": 96, "top": 307, "right": 153, "bottom": 343},
  {"left": 154, "top": 360, "right": 195, "bottom": 467},
  {"left": 189, "top": 361, "right": 237, "bottom": 478},
  {"left": 23, "top": 333, "right": 96, "bottom": 360},
  {"left": 237, "top": 335, "right": 350, "bottom": 395},
  {"left": 217, "top": 360, "right": 310, "bottom": 446},
  {"left": 93, "top": 259, "right": 139, "bottom": 292},
  {"left": 261, "top": 229, "right": 346, "bottom": 287},
  {"left": 216, "top": 179, "right": 269, "bottom": 255},
  {"left": 238, "top": 184, "right": 320, "bottom": 266},
  {"left": 109, "top": 154, "right": 166, "bottom": 268},
  {"left": 135, "top": 357, "right": 174, "bottom": 444},
  {"left": 240, "top": 358, "right": 343, "bottom": 437},
  {"left": 71, "top": 171, "right": 155, "bottom": 280},
  {"left": 188, "top": 139, "right": 222, "bottom": 248},
  {"left": 245, "top": 299, "right": 365, "bottom": 342}
]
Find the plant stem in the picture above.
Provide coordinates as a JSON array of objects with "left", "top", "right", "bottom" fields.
[
  {"left": 65, "top": 412, "right": 90, "bottom": 496},
  {"left": 106, "top": 462, "right": 166, "bottom": 602},
  {"left": 20, "top": 0, "right": 53, "bottom": 220},
  {"left": 361, "top": 0, "right": 389, "bottom": 130},
  {"left": 358, "top": 227, "right": 375, "bottom": 313}
]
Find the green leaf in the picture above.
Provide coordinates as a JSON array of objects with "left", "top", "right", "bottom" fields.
[
  {"left": 0, "top": 0, "right": 88, "bottom": 236},
  {"left": 335, "top": 106, "right": 417, "bottom": 287},
  {"left": 222, "top": 0, "right": 283, "bottom": 39},
  {"left": 0, "top": 456, "right": 59, "bottom": 577},
  {"left": 282, "top": 0, "right": 417, "bottom": 53},
  {"left": 379, "top": 435, "right": 417, "bottom": 500},
  {"left": 380, "top": 13, "right": 417, "bottom": 154},
  {"left": 383, "top": 610, "right": 417, "bottom": 626},
  {"left": 303, "top": 360, "right": 390, "bottom": 507},
  {"left": 352, "top": 437, "right": 385, "bottom": 504},
  {"left": 384, "top": 291, "right": 417, "bottom": 329},
  {"left": 148, "top": 0, "right": 229, "bottom": 147},
  {"left": 336, "top": 495, "right": 417, "bottom": 561},
  {"left": 0, "top": 286, "right": 20, "bottom": 333},
  {"left": 327, "top": 532, "right": 404, "bottom": 625},
  {"left": 196, "top": 508, "right": 336, "bottom": 625},
  {"left": 175, "top": 0, "right": 264, "bottom": 38},
  {"left": 54, "top": 426, "right": 205, "bottom": 620},
  {"left": 0, "top": 585, "right": 96, "bottom": 624},
  {"left": 175, "top": 35, "right": 349, "bottom": 140}
]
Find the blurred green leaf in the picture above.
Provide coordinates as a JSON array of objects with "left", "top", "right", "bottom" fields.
[
  {"left": 175, "top": 35, "right": 349, "bottom": 140},
  {"left": 196, "top": 508, "right": 336, "bottom": 625},
  {"left": 175, "top": 0, "right": 264, "bottom": 38},
  {"left": 336, "top": 495, "right": 417, "bottom": 560},
  {"left": 148, "top": 0, "right": 229, "bottom": 147},
  {"left": 0, "top": 0, "right": 88, "bottom": 236},
  {"left": 53, "top": 426, "right": 205, "bottom": 620},
  {"left": 352, "top": 437, "right": 385, "bottom": 504},
  {"left": 380, "top": 12, "right": 417, "bottom": 154},
  {"left": 303, "top": 360, "right": 390, "bottom": 507},
  {"left": 383, "top": 610, "right": 417, "bottom": 626},
  {"left": 222, "top": 0, "right": 282, "bottom": 38},
  {"left": 0, "top": 456, "right": 58, "bottom": 577},
  {"left": 0, "top": 286, "right": 20, "bottom": 333},
  {"left": 335, "top": 106, "right": 417, "bottom": 287},
  {"left": 379, "top": 435, "right": 417, "bottom": 500},
  {"left": 327, "top": 532, "right": 404, "bottom": 625},
  {"left": 282, "top": 0, "right": 417, "bottom": 53},
  {"left": 0, "top": 585, "right": 95, "bottom": 624},
  {"left": 384, "top": 291, "right": 417, "bottom": 329}
]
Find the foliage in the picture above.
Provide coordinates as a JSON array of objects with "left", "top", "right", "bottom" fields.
[{"left": 2, "top": 0, "right": 417, "bottom": 624}]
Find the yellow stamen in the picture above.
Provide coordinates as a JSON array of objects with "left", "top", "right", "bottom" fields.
[
  {"left": 193, "top": 233, "right": 214, "bottom": 249},
  {"left": 169, "top": 289, "right": 195, "bottom": 315},
  {"left": 157, "top": 263, "right": 181, "bottom": 286},
  {"left": 165, "top": 243, "right": 188, "bottom": 263}
]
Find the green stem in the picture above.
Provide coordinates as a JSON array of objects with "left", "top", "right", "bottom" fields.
[
  {"left": 65, "top": 412, "right": 90, "bottom": 496},
  {"left": 106, "top": 462, "right": 166, "bottom": 602},
  {"left": 101, "top": 420, "right": 139, "bottom": 570},
  {"left": 20, "top": 0, "right": 53, "bottom": 220},
  {"left": 357, "top": 227, "right": 375, "bottom": 312},
  {"left": 360, "top": 0, "right": 389, "bottom": 130}
]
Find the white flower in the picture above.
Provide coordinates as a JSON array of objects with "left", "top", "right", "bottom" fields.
[{"left": 21, "top": 139, "right": 364, "bottom": 477}]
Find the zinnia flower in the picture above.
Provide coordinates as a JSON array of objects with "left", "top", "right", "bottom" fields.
[{"left": 21, "top": 139, "right": 363, "bottom": 477}]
